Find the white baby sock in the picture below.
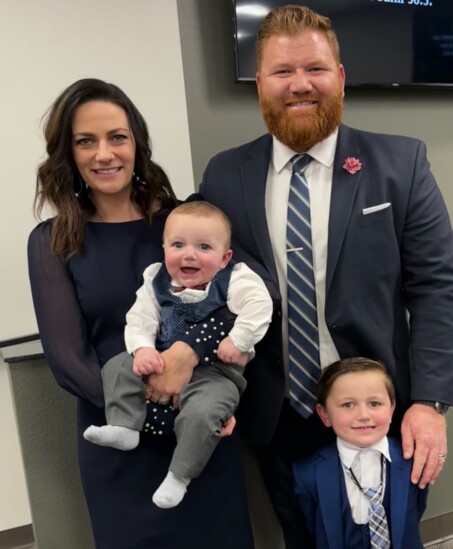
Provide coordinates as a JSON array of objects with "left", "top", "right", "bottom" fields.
[
  {"left": 83, "top": 425, "right": 140, "bottom": 451},
  {"left": 152, "top": 471, "right": 191, "bottom": 509}
]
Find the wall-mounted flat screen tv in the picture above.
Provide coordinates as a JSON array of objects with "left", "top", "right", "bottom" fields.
[{"left": 233, "top": 0, "right": 453, "bottom": 88}]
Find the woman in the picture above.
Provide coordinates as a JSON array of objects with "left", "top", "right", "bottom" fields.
[{"left": 28, "top": 78, "right": 254, "bottom": 549}]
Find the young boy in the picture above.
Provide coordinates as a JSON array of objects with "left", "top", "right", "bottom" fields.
[
  {"left": 293, "top": 357, "right": 428, "bottom": 548},
  {"left": 84, "top": 201, "right": 273, "bottom": 508}
]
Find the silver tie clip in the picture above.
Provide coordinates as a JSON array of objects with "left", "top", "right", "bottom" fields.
[{"left": 287, "top": 246, "right": 304, "bottom": 252}]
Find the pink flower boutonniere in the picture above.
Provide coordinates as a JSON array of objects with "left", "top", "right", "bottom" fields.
[{"left": 343, "top": 157, "right": 362, "bottom": 175}]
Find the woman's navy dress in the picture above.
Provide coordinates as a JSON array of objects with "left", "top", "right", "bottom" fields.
[{"left": 28, "top": 218, "right": 254, "bottom": 549}]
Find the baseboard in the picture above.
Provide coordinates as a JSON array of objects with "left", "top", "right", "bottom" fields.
[
  {"left": 424, "top": 535, "right": 453, "bottom": 549},
  {"left": 421, "top": 511, "right": 453, "bottom": 545},
  {"left": 0, "top": 515, "right": 451, "bottom": 548},
  {"left": 0, "top": 525, "right": 34, "bottom": 549}
]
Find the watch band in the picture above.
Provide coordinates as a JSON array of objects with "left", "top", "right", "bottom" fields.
[{"left": 413, "top": 400, "right": 449, "bottom": 415}]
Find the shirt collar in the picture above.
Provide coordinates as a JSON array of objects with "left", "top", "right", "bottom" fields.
[
  {"left": 336, "top": 436, "right": 391, "bottom": 469},
  {"left": 170, "top": 280, "right": 209, "bottom": 293},
  {"left": 271, "top": 128, "right": 339, "bottom": 174}
]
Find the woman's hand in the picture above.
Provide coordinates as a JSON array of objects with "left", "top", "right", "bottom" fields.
[{"left": 146, "top": 341, "right": 198, "bottom": 407}]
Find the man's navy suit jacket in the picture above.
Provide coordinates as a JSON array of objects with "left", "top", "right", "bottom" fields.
[
  {"left": 200, "top": 125, "right": 453, "bottom": 444},
  {"left": 292, "top": 436, "right": 428, "bottom": 549}
]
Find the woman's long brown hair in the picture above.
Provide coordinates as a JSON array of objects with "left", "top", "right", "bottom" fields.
[{"left": 35, "top": 78, "right": 177, "bottom": 256}]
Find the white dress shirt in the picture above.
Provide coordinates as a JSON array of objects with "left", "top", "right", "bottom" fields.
[
  {"left": 337, "top": 436, "right": 392, "bottom": 524},
  {"left": 264, "top": 131, "right": 340, "bottom": 393}
]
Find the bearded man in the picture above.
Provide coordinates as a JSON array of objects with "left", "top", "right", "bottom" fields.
[{"left": 200, "top": 5, "right": 453, "bottom": 549}]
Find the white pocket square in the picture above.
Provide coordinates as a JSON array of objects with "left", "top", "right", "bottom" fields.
[{"left": 362, "top": 202, "right": 391, "bottom": 215}]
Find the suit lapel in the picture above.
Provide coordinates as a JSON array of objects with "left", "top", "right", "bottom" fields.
[
  {"left": 318, "top": 441, "right": 409, "bottom": 549},
  {"left": 317, "top": 446, "right": 345, "bottom": 549},
  {"left": 239, "top": 135, "right": 278, "bottom": 280},
  {"left": 238, "top": 127, "right": 365, "bottom": 293},
  {"left": 326, "top": 125, "right": 362, "bottom": 294},
  {"left": 388, "top": 438, "right": 411, "bottom": 549}
]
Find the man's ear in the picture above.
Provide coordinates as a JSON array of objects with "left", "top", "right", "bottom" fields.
[
  {"left": 316, "top": 403, "right": 332, "bottom": 427},
  {"left": 220, "top": 249, "right": 233, "bottom": 268}
]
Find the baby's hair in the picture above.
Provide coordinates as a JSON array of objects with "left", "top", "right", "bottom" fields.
[
  {"left": 317, "top": 357, "right": 395, "bottom": 407},
  {"left": 167, "top": 201, "right": 232, "bottom": 248}
]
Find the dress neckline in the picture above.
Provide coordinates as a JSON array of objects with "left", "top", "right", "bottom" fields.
[{"left": 87, "top": 218, "right": 147, "bottom": 226}]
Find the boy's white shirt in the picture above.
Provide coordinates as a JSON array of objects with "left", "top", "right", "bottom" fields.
[
  {"left": 125, "top": 262, "right": 273, "bottom": 357},
  {"left": 337, "top": 436, "right": 392, "bottom": 524}
]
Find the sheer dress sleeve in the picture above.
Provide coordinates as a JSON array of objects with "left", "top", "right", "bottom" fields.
[{"left": 27, "top": 222, "right": 104, "bottom": 407}]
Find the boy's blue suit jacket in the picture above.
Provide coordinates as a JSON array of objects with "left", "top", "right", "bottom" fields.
[{"left": 293, "top": 437, "right": 428, "bottom": 549}]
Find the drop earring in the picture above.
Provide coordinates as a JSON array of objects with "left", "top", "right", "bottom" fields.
[
  {"left": 133, "top": 171, "right": 146, "bottom": 186},
  {"left": 75, "top": 177, "right": 84, "bottom": 198}
]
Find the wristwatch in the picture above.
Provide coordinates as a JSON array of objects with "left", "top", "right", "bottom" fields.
[{"left": 413, "top": 400, "right": 449, "bottom": 415}]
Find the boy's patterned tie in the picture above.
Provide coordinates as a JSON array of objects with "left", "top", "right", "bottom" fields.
[{"left": 346, "top": 456, "right": 391, "bottom": 549}]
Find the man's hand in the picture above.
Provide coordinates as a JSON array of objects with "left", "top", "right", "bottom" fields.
[
  {"left": 146, "top": 341, "right": 198, "bottom": 408},
  {"left": 132, "top": 347, "right": 164, "bottom": 376},
  {"left": 401, "top": 404, "right": 447, "bottom": 488}
]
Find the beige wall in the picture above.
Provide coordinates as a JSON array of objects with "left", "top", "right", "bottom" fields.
[
  {"left": 0, "top": 0, "right": 192, "bottom": 532},
  {"left": 0, "top": 0, "right": 195, "bottom": 342}
]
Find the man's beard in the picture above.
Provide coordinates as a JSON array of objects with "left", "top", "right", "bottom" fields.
[{"left": 259, "top": 89, "right": 343, "bottom": 152}]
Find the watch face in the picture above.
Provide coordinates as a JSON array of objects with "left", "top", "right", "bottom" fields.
[{"left": 435, "top": 402, "right": 449, "bottom": 415}]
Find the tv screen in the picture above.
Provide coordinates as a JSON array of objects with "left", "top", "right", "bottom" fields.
[{"left": 233, "top": 0, "right": 453, "bottom": 88}]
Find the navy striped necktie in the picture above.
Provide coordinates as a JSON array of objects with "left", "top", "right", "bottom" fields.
[{"left": 286, "top": 154, "right": 320, "bottom": 418}]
